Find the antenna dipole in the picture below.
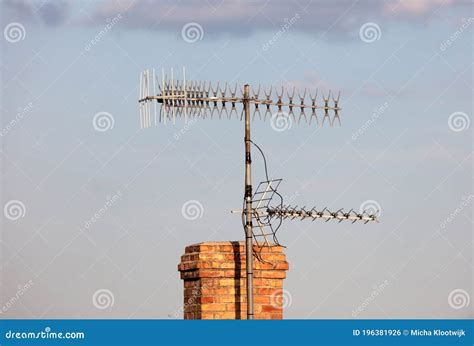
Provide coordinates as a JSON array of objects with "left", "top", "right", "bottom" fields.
[{"left": 138, "top": 68, "right": 378, "bottom": 320}]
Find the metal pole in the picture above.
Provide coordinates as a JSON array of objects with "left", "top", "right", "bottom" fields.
[{"left": 243, "top": 84, "right": 254, "bottom": 320}]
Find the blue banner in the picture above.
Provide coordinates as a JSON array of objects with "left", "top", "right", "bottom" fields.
[{"left": 0, "top": 320, "right": 472, "bottom": 345}]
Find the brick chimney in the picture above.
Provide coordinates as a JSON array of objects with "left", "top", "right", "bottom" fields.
[{"left": 177, "top": 241, "right": 289, "bottom": 319}]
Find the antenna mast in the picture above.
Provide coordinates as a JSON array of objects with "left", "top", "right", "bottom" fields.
[{"left": 243, "top": 84, "right": 254, "bottom": 318}]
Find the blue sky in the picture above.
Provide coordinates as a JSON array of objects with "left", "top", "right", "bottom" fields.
[{"left": 1, "top": 0, "right": 472, "bottom": 319}]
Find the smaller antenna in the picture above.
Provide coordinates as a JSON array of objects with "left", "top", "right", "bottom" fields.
[{"left": 231, "top": 179, "right": 378, "bottom": 252}]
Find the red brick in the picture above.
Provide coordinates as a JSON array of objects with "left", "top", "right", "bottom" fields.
[
  {"left": 201, "top": 303, "right": 226, "bottom": 312},
  {"left": 262, "top": 305, "right": 280, "bottom": 313},
  {"left": 200, "top": 296, "right": 214, "bottom": 304}
]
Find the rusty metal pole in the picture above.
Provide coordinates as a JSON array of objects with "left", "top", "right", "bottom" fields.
[{"left": 243, "top": 84, "right": 254, "bottom": 320}]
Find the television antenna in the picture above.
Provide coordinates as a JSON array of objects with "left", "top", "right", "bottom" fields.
[{"left": 138, "top": 67, "right": 379, "bottom": 319}]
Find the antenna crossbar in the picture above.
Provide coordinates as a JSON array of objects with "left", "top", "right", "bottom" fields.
[
  {"left": 265, "top": 206, "right": 377, "bottom": 223},
  {"left": 140, "top": 94, "right": 340, "bottom": 111}
]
